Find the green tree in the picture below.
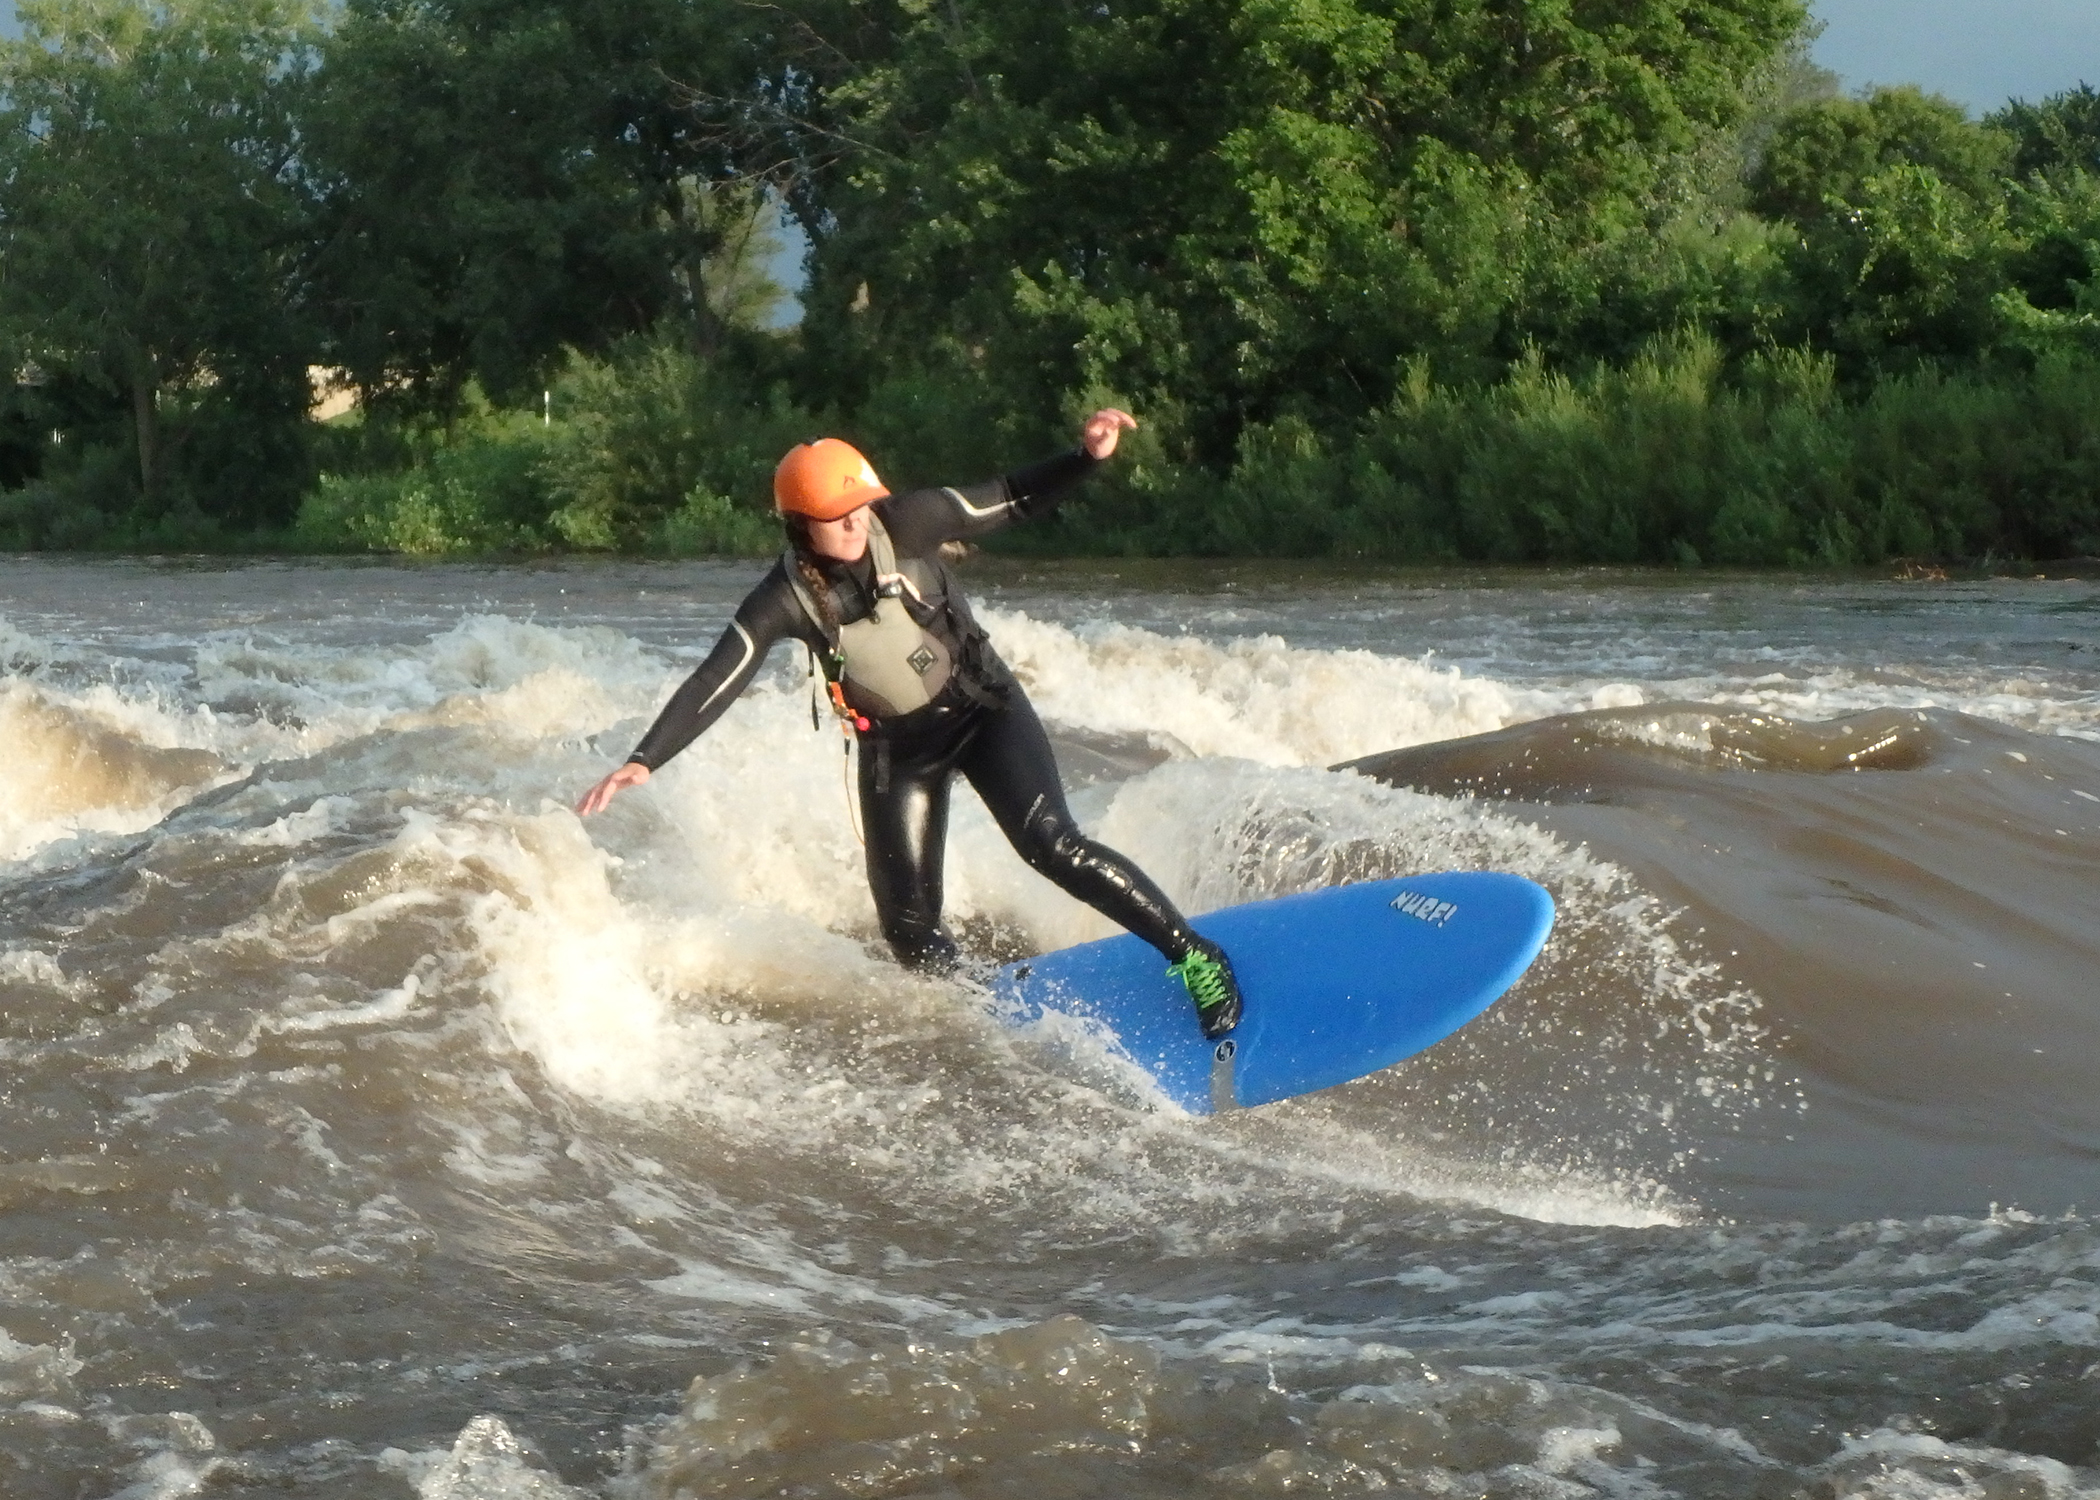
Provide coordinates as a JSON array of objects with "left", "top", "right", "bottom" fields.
[
  {"left": 1746, "top": 85, "right": 2012, "bottom": 226},
  {"left": 1991, "top": 88, "right": 2100, "bottom": 351},
  {"left": 305, "top": 0, "right": 785, "bottom": 408},
  {"left": 1748, "top": 89, "right": 2025, "bottom": 375},
  {"left": 773, "top": 0, "right": 1810, "bottom": 472},
  {"left": 1993, "top": 83, "right": 2100, "bottom": 182},
  {"left": 0, "top": 0, "right": 325, "bottom": 525},
  {"left": 1798, "top": 162, "right": 2015, "bottom": 370},
  {"left": 1997, "top": 170, "right": 2100, "bottom": 360}
]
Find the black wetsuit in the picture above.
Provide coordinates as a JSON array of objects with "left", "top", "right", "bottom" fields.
[{"left": 626, "top": 450, "right": 1206, "bottom": 972}]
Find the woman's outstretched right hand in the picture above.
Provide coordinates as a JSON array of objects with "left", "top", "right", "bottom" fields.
[
  {"left": 1080, "top": 407, "right": 1138, "bottom": 460},
  {"left": 575, "top": 761, "right": 650, "bottom": 816}
]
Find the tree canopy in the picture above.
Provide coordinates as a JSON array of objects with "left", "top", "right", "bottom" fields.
[
  {"left": 302, "top": 0, "right": 741, "bottom": 406},
  {"left": 3, "top": 0, "right": 2099, "bottom": 562},
  {"left": 0, "top": 0, "right": 324, "bottom": 525},
  {"left": 780, "top": 0, "right": 1811, "bottom": 462}
]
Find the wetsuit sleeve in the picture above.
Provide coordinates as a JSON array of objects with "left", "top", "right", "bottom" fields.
[
  {"left": 625, "top": 564, "right": 814, "bottom": 771},
  {"left": 878, "top": 448, "right": 1101, "bottom": 552}
]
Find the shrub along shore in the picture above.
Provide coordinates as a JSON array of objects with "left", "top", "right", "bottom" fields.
[
  {"left": 276, "top": 334, "right": 2100, "bottom": 567},
  {"left": 14, "top": 329, "right": 2099, "bottom": 567}
]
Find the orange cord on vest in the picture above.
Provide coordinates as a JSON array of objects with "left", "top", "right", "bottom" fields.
[
  {"left": 827, "top": 678, "right": 871, "bottom": 733},
  {"left": 840, "top": 718, "right": 865, "bottom": 847},
  {"left": 809, "top": 646, "right": 869, "bottom": 846}
]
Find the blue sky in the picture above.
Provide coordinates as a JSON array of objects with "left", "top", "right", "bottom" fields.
[
  {"left": 1811, "top": 0, "right": 2100, "bottom": 113},
  {"left": 1, "top": 1, "right": 2095, "bottom": 117}
]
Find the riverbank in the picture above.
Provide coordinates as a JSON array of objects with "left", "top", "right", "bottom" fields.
[{"left": 12, "top": 335, "right": 2100, "bottom": 568}]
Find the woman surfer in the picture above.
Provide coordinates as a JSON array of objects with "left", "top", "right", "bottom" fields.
[{"left": 574, "top": 408, "right": 1242, "bottom": 1038}]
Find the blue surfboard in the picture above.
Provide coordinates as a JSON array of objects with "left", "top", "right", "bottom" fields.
[{"left": 989, "top": 872, "right": 1554, "bottom": 1113}]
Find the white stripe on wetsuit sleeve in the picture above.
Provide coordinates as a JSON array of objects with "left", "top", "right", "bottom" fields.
[
  {"left": 942, "top": 486, "right": 1012, "bottom": 519},
  {"left": 690, "top": 621, "right": 757, "bottom": 722}
]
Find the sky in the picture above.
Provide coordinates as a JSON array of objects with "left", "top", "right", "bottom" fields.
[
  {"left": 0, "top": 0, "right": 2094, "bottom": 117},
  {"left": 1810, "top": 0, "right": 2100, "bottom": 113}
]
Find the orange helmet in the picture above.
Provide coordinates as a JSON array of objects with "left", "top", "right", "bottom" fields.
[{"left": 774, "top": 438, "right": 889, "bottom": 520}]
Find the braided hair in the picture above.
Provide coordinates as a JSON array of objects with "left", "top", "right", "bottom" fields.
[{"left": 781, "top": 514, "right": 842, "bottom": 635}]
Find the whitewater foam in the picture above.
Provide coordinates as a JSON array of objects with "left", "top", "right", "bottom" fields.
[{"left": 2, "top": 561, "right": 2094, "bottom": 1498}]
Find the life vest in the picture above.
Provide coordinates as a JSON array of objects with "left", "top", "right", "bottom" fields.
[{"left": 781, "top": 512, "right": 993, "bottom": 722}]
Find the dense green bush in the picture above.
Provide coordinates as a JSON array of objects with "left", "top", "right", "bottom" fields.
[
  {"left": 278, "top": 328, "right": 2100, "bottom": 565},
  {"left": 296, "top": 424, "right": 552, "bottom": 554},
  {"left": 994, "top": 333, "right": 2100, "bottom": 564},
  {"left": 532, "top": 338, "right": 802, "bottom": 552},
  {"left": 0, "top": 442, "right": 142, "bottom": 549},
  {"left": 294, "top": 337, "right": 801, "bottom": 555}
]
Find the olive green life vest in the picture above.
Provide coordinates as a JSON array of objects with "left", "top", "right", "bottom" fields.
[{"left": 782, "top": 513, "right": 960, "bottom": 720}]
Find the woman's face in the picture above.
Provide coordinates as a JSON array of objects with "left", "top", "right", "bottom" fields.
[{"left": 805, "top": 506, "right": 872, "bottom": 562}]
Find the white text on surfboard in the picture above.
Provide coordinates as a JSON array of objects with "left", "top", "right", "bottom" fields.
[{"left": 1391, "top": 891, "right": 1458, "bottom": 927}]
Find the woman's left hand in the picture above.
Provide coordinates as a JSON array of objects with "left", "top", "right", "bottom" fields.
[{"left": 1081, "top": 408, "right": 1138, "bottom": 460}]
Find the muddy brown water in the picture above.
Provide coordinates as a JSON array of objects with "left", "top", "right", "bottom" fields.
[{"left": 0, "top": 557, "right": 2096, "bottom": 1498}]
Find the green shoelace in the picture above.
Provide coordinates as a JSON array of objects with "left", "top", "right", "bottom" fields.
[{"left": 1167, "top": 950, "right": 1232, "bottom": 1014}]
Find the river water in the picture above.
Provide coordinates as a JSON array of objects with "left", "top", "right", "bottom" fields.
[{"left": 1, "top": 556, "right": 2097, "bottom": 1499}]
